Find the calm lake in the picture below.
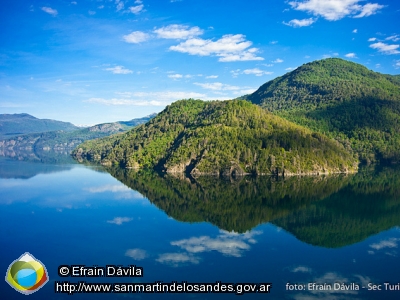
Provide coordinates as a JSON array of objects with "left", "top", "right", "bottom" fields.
[{"left": 1, "top": 154, "right": 400, "bottom": 299}]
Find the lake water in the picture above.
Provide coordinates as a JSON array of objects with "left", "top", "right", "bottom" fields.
[{"left": 1, "top": 155, "right": 400, "bottom": 299}]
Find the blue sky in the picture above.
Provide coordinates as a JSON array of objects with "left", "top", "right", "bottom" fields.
[{"left": 1, "top": 0, "right": 399, "bottom": 125}]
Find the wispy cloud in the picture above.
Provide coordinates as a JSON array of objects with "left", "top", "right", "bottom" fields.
[
  {"left": 104, "top": 66, "right": 133, "bottom": 74},
  {"left": 154, "top": 24, "right": 203, "bottom": 39},
  {"left": 194, "top": 82, "right": 240, "bottom": 91},
  {"left": 123, "top": 31, "right": 150, "bottom": 43},
  {"left": 352, "top": 29, "right": 358, "bottom": 33},
  {"left": 86, "top": 91, "right": 206, "bottom": 106},
  {"left": 345, "top": 52, "right": 357, "bottom": 58},
  {"left": 242, "top": 68, "right": 273, "bottom": 76},
  {"left": 41, "top": 7, "right": 58, "bottom": 16},
  {"left": 370, "top": 238, "right": 399, "bottom": 250},
  {"left": 156, "top": 253, "right": 200, "bottom": 266},
  {"left": 283, "top": 18, "right": 315, "bottom": 27},
  {"left": 368, "top": 37, "right": 377, "bottom": 41},
  {"left": 168, "top": 74, "right": 183, "bottom": 79},
  {"left": 170, "top": 34, "right": 264, "bottom": 62},
  {"left": 369, "top": 42, "right": 400, "bottom": 54},
  {"left": 107, "top": 217, "right": 133, "bottom": 225},
  {"left": 170, "top": 230, "right": 262, "bottom": 258},
  {"left": 386, "top": 35, "right": 400, "bottom": 42},
  {"left": 205, "top": 75, "right": 218, "bottom": 79},
  {"left": 87, "top": 98, "right": 166, "bottom": 106},
  {"left": 272, "top": 58, "right": 284, "bottom": 63},
  {"left": 288, "top": 0, "right": 384, "bottom": 21},
  {"left": 291, "top": 266, "right": 312, "bottom": 273},
  {"left": 129, "top": 4, "right": 144, "bottom": 14},
  {"left": 115, "top": 0, "right": 124, "bottom": 11},
  {"left": 125, "top": 248, "right": 148, "bottom": 260},
  {"left": 86, "top": 185, "right": 131, "bottom": 193}
]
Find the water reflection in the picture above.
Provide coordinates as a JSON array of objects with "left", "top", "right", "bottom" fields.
[{"left": 106, "top": 166, "right": 400, "bottom": 248}]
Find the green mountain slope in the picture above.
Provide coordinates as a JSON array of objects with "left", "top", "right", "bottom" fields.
[
  {"left": 0, "top": 113, "right": 77, "bottom": 138},
  {"left": 73, "top": 99, "right": 358, "bottom": 175},
  {"left": 246, "top": 58, "right": 400, "bottom": 164},
  {"left": 0, "top": 114, "right": 155, "bottom": 152}
]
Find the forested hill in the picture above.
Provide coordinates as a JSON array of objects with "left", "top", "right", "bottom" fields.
[
  {"left": 73, "top": 99, "right": 358, "bottom": 176},
  {"left": 245, "top": 58, "right": 400, "bottom": 164},
  {"left": 0, "top": 113, "right": 77, "bottom": 138}
]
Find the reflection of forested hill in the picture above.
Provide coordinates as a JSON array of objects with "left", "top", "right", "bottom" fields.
[
  {"left": 273, "top": 167, "right": 400, "bottom": 248},
  {"left": 107, "top": 168, "right": 351, "bottom": 233},
  {"left": 107, "top": 166, "right": 400, "bottom": 248}
]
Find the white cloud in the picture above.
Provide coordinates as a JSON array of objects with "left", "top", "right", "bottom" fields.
[
  {"left": 104, "top": 66, "right": 133, "bottom": 74},
  {"left": 288, "top": 0, "right": 384, "bottom": 21},
  {"left": 345, "top": 52, "right": 357, "bottom": 58},
  {"left": 170, "top": 230, "right": 262, "bottom": 258},
  {"left": 116, "top": 0, "right": 124, "bottom": 11},
  {"left": 88, "top": 10, "right": 96, "bottom": 15},
  {"left": 369, "top": 42, "right": 400, "bottom": 54},
  {"left": 395, "top": 60, "right": 400, "bottom": 68},
  {"left": 156, "top": 253, "right": 200, "bottom": 265},
  {"left": 71, "top": 1, "right": 77, "bottom": 5},
  {"left": 370, "top": 238, "right": 399, "bottom": 250},
  {"left": 353, "top": 3, "right": 385, "bottom": 18},
  {"left": 86, "top": 185, "right": 131, "bottom": 193},
  {"left": 272, "top": 58, "right": 284, "bottom": 63},
  {"left": 86, "top": 91, "right": 206, "bottom": 106},
  {"left": 283, "top": 18, "right": 316, "bottom": 27},
  {"left": 125, "top": 249, "right": 147, "bottom": 260},
  {"left": 353, "top": 29, "right": 357, "bottom": 33},
  {"left": 107, "top": 217, "right": 133, "bottom": 225},
  {"left": 194, "top": 82, "right": 240, "bottom": 91},
  {"left": 87, "top": 98, "right": 164, "bottom": 106},
  {"left": 168, "top": 74, "right": 183, "bottom": 79},
  {"left": 129, "top": 4, "right": 144, "bottom": 14},
  {"left": 242, "top": 68, "right": 273, "bottom": 76},
  {"left": 386, "top": 35, "right": 400, "bottom": 42},
  {"left": 206, "top": 75, "right": 218, "bottom": 79},
  {"left": 291, "top": 266, "right": 312, "bottom": 273},
  {"left": 170, "top": 34, "right": 264, "bottom": 62},
  {"left": 123, "top": 31, "right": 150, "bottom": 43},
  {"left": 154, "top": 24, "right": 203, "bottom": 39},
  {"left": 285, "top": 67, "right": 295, "bottom": 71},
  {"left": 368, "top": 37, "right": 377, "bottom": 41},
  {"left": 41, "top": 7, "right": 58, "bottom": 16},
  {"left": 230, "top": 69, "right": 241, "bottom": 78},
  {"left": 270, "top": 41, "right": 278, "bottom": 44}
]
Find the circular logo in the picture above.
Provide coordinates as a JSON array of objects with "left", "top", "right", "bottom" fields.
[{"left": 5, "top": 252, "right": 49, "bottom": 295}]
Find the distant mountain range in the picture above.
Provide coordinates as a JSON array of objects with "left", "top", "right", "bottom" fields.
[
  {"left": 0, "top": 114, "right": 156, "bottom": 153},
  {"left": 0, "top": 113, "right": 77, "bottom": 138}
]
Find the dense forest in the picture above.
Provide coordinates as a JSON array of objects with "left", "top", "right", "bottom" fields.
[
  {"left": 73, "top": 100, "right": 358, "bottom": 175},
  {"left": 245, "top": 58, "right": 400, "bottom": 164}
]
